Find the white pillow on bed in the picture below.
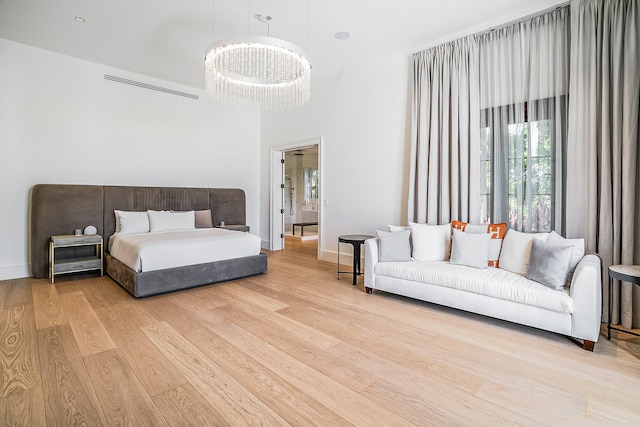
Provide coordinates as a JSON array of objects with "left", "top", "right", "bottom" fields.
[
  {"left": 148, "top": 210, "right": 195, "bottom": 232},
  {"left": 114, "top": 210, "right": 150, "bottom": 234}
]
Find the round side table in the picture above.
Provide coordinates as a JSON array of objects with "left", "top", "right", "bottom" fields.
[
  {"left": 607, "top": 265, "right": 640, "bottom": 339},
  {"left": 337, "top": 235, "right": 374, "bottom": 286}
]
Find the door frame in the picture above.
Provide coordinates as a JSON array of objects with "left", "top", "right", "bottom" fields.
[{"left": 269, "top": 136, "right": 323, "bottom": 257}]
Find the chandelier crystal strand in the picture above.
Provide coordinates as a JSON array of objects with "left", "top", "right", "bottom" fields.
[{"left": 205, "top": 36, "right": 311, "bottom": 111}]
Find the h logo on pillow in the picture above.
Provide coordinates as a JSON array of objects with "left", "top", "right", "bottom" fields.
[{"left": 452, "top": 220, "right": 507, "bottom": 267}]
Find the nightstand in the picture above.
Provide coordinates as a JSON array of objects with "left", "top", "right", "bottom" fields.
[{"left": 49, "top": 234, "right": 103, "bottom": 283}]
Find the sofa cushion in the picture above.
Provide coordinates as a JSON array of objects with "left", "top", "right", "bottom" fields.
[
  {"left": 450, "top": 229, "right": 489, "bottom": 269},
  {"left": 547, "top": 231, "right": 585, "bottom": 271},
  {"left": 409, "top": 222, "right": 451, "bottom": 261},
  {"left": 376, "top": 230, "right": 412, "bottom": 262},
  {"left": 374, "top": 260, "right": 573, "bottom": 314},
  {"left": 525, "top": 238, "right": 573, "bottom": 291},
  {"left": 498, "top": 229, "right": 549, "bottom": 275},
  {"left": 452, "top": 220, "right": 507, "bottom": 267}
]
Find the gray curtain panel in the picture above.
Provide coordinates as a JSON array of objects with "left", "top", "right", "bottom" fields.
[
  {"left": 566, "top": 0, "right": 640, "bottom": 328},
  {"left": 477, "top": 7, "right": 569, "bottom": 234},
  {"left": 409, "top": 36, "right": 480, "bottom": 225}
]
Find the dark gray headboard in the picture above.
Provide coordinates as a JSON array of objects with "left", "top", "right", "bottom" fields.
[{"left": 30, "top": 184, "right": 247, "bottom": 279}]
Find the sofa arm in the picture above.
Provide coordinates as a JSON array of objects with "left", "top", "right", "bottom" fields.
[
  {"left": 570, "top": 254, "right": 602, "bottom": 343},
  {"left": 364, "top": 238, "right": 378, "bottom": 290}
]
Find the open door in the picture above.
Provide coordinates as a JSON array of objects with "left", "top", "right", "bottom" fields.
[
  {"left": 270, "top": 150, "right": 285, "bottom": 250},
  {"left": 270, "top": 137, "right": 322, "bottom": 257}
]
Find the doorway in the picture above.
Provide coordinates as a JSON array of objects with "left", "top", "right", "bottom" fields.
[
  {"left": 284, "top": 146, "right": 318, "bottom": 241},
  {"left": 270, "top": 138, "right": 322, "bottom": 257}
]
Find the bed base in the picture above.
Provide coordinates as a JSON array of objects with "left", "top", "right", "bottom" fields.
[{"left": 106, "top": 253, "right": 267, "bottom": 298}]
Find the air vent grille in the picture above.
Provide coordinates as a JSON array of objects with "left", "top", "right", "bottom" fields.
[{"left": 104, "top": 74, "right": 199, "bottom": 100}]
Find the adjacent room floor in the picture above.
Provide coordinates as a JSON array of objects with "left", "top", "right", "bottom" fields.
[{"left": 1, "top": 242, "right": 639, "bottom": 425}]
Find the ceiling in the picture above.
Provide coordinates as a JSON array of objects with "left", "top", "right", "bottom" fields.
[{"left": 0, "top": 0, "right": 567, "bottom": 90}]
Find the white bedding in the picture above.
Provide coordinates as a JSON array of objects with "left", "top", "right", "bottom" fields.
[{"left": 109, "top": 228, "right": 262, "bottom": 273}]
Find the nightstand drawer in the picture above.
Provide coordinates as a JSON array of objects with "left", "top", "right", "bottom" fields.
[
  {"left": 53, "top": 257, "right": 102, "bottom": 274},
  {"left": 51, "top": 235, "right": 102, "bottom": 247}
]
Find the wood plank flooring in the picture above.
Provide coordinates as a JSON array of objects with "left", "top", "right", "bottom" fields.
[{"left": 2, "top": 240, "right": 640, "bottom": 426}]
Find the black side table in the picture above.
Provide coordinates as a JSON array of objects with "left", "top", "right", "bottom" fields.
[
  {"left": 337, "top": 234, "right": 374, "bottom": 286},
  {"left": 607, "top": 265, "right": 640, "bottom": 339}
]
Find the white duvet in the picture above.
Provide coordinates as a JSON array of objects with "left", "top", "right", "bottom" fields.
[{"left": 109, "top": 228, "right": 262, "bottom": 272}]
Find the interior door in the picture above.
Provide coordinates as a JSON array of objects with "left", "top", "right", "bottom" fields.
[{"left": 270, "top": 151, "right": 285, "bottom": 250}]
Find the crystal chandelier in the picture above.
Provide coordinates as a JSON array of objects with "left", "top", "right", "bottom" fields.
[{"left": 204, "top": 13, "right": 312, "bottom": 111}]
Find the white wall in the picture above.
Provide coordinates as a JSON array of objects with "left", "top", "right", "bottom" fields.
[
  {"left": 260, "top": 53, "right": 412, "bottom": 262},
  {"left": 0, "top": 38, "right": 260, "bottom": 280}
]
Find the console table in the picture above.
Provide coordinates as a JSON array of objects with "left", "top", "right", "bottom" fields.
[
  {"left": 337, "top": 234, "right": 374, "bottom": 286},
  {"left": 607, "top": 264, "right": 640, "bottom": 339}
]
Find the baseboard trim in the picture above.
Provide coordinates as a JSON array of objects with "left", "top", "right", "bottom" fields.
[
  {"left": 0, "top": 263, "right": 31, "bottom": 281},
  {"left": 320, "top": 249, "right": 364, "bottom": 267}
]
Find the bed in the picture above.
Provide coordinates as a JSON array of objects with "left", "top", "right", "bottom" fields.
[{"left": 30, "top": 184, "right": 267, "bottom": 297}]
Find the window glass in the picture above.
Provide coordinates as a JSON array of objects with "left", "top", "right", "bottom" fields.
[{"left": 481, "top": 99, "right": 561, "bottom": 232}]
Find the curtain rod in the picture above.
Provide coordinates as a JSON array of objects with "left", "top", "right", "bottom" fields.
[{"left": 474, "top": 1, "right": 570, "bottom": 37}]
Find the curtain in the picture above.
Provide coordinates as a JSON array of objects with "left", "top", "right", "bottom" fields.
[
  {"left": 566, "top": 0, "right": 640, "bottom": 328},
  {"left": 408, "top": 36, "right": 480, "bottom": 224},
  {"left": 477, "top": 7, "right": 570, "bottom": 233}
]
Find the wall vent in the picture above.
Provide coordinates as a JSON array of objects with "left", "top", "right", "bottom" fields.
[{"left": 104, "top": 74, "right": 199, "bottom": 100}]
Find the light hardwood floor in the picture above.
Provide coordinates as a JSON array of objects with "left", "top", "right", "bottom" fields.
[{"left": 2, "top": 240, "right": 640, "bottom": 426}]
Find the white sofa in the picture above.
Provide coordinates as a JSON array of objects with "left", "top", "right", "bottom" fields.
[{"left": 364, "top": 231, "right": 602, "bottom": 351}]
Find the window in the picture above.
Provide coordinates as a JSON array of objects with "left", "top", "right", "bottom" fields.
[{"left": 480, "top": 97, "right": 566, "bottom": 232}]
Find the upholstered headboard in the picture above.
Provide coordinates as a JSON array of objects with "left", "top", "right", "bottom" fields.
[{"left": 30, "top": 184, "right": 247, "bottom": 279}]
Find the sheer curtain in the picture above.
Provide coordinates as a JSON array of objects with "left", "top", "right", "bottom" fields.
[
  {"left": 477, "top": 7, "right": 570, "bottom": 233},
  {"left": 566, "top": 0, "right": 640, "bottom": 328},
  {"left": 408, "top": 36, "right": 480, "bottom": 224}
]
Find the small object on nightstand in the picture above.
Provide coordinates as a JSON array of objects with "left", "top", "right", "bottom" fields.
[
  {"left": 49, "top": 234, "right": 103, "bottom": 284},
  {"left": 74, "top": 229, "right": 82, "bottom": 236},
  {"left": 220, "top": 221, "right": 225, "bottom": 226},
  {"left": 84, "top": 225, "right": 97, "bottom": 235}
]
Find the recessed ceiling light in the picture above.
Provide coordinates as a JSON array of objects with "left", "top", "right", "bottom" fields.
[
  {"left": 334, "top": 31, "right": 351, "bottom": 40},
  {"left": 74, "top": 16, "right": 86, "bottom": 23}
]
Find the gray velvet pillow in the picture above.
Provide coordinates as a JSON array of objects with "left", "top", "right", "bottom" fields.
[
  {"left": 195, "top": 209, "right": 213, "bottom": 228},
  {"left": 376, "top": 229, "right": 412, "bottom": 262},
  {"left": 525, "top": 238, "right": 573, "bottom": 291}
]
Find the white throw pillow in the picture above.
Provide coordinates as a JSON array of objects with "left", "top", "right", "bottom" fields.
[
  {"left": 547, "top": 231, "right": 585, "bottom": 271},
  {"left": 409, "top": 222, "right": 451, "bottom": 261},
  {"left": 114, "top": 210, "right": 150, "bottom": 235},
  {"left": 387, "top": 225, "right": 410, "bottom": 232},
  {"left": 450, "top": 229, "right": 489, "bottom": 269},
  {"left": 452, "top": 220, "right": 507, "bottom": 267},
  {"left": 148, "top": 210, "right": 196, "bottom": 232},
  {"left": 498, "top": 229, "right": 549, "bottom": 275}
]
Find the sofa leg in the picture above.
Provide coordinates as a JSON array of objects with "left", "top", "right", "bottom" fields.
[
  {"left": 583, "top": 340, "right": 595, "bottom": 352},
  {"left": 365, "top": 287, "right": 372, "bottom": 294}
]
